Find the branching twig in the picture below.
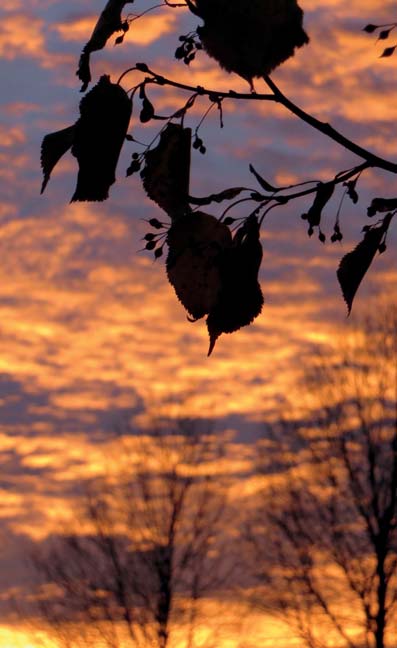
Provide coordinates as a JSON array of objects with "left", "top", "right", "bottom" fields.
[{"left": 118, "top": 65, "right": 397, "bottom": 175}]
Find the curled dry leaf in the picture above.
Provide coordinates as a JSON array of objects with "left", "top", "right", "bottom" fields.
[
  {"left": 367, "top": 197, "right": 397, "bottom": 217},
  {"left": 302, "top": 181, "right": 334, "bottom": 231},
  {"left": 207, "top": 214, "right": 263, "bottom": 355},
  {"left": 189, "top": 187, "right": 247, "bottom": 207},
  {"left": 337, "top": 214, "right": 392, "bottom": 314},
  {"left": 141, "top": 123, "right": 192, "bottom": 218},
  {"left": 71, "top": 75, "right": 132, "bottom": 202},
  {"left": 77, "top": 0, "right": 132, "bottom": 91},
  {"left": 344, "top": 179, "right": 359, "bottom": 204},
  {"left": 166, "top": 211, "right": 232, "bottom": 321},
  {"left": 186, "top": 0, "right": 308, "bottom": 86},
  {"left": 249, "top": 164, "right": 280, "bottom": 193},
  {"left": 40, "top": 125, "right": 76, "bottom": 194}
]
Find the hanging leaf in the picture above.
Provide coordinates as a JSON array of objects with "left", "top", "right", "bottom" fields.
[
  {"left": 40, "top": 125, "right": 76, "bottom": 194},
  {"left": 71, "top": 75, "right": 132, "bottom": 202},
  {"left": 141, "top": 124, "right": 192, "bottom": 218},
  {"left": 206, "top": 214, "right": 264, "bottom": 355},
  {"left": 189, "top": 0, "right": 309, "bottom": 85},
  {"left": 76, "top": 0, "right": 132, "bottom": 91},
  {"left": 167, "top": 211, "right": 232, "bottom": 321},
  {"left": 337, "top": 216, "right": 392, "bottom": 314}
]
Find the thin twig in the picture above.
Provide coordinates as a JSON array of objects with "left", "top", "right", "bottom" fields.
[{"left": 118, "top": 66, "right": 397, "bottom": 174}]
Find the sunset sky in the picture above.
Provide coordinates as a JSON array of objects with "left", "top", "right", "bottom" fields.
[{"left": 0, "top": 0, "right": 396, "bottom": 645}]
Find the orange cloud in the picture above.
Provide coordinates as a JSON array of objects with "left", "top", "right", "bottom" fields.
[
  {"left": 0, "top": 14, "right": 45, "bottom": 59},
  {"left": 0, "top": 193, "right": 348, "bottom": 432},
  {"left": 0, "top": 2, "right": 396, "bottom": 619},
  {"left": 55, "top": 11, "right": 178, "bottom": 46},
  {"left": 0, "top": 126, "right": 25, "bottom": 148}
]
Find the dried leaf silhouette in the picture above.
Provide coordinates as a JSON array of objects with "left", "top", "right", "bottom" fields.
[
  {"left": 71, "top": 75, "right": 132, "bottom": 202},
  {"left": 302, "top": 181, "right": 334, "bottom": 231},
  {"left": 367, "top": 197, "right": 397, "bottom": 216},
  {"left": 139, "top": 97, "right": 155, "bottom": 123},
  {"left": 344, "top": 179, "right": 359, "bottom": 204},
  {"left": 249, "top": 164, "right": 280, "bottom": 193},
  {"left": 337, "top": 219, "right": 391, "bottom": 314},
  {"left": 40, "top": 125, "right": 76, "bottom": 194},
  {"left": 77, "top": 0, "right": 132, "bottom": 91},
  {"left": 189, "top": 187, "right": 246, "bottom": 206},
  {"left": 167, "top": 211, "right": 232, "bottom": 320},
  {"left": 207, "top": 214, "right": 263, "bottom": 355},
  {"left": 141, "top": 124, "right": 192, "bottom": 218},
  {"left": 187, "top": 0, "right": 308, "bottom": 86}
]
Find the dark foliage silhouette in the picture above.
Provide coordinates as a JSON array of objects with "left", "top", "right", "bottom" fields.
[
  {"left": 77, "top": 0, "right": 135, "bottom": 91},
  {"left": 71, "top": 76, "right": 132, "bottom": 201},
  {"left": 41, "top": 75, "right": 132, "bottom": 201},
  {"left": 206, "top": 214, "right": 263, "bottom": 356},
  {"left": 41, "top": 1, "right": 397, "bottom": 353},
  {"left": 337, "top": 214, "right": 392, "bottom": 313},
  {"left": 185, "top": 0, "right": 308, "bottom": 88},
  {"left": 167, "top": 211, "right": 232, "bottom": 323},
  {"left": 141, "top": 123, "right": 191, "bottom": 217}
]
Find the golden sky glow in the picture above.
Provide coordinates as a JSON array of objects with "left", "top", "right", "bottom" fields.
[
  {"left": 0, "top": 0, "right": 397, "bottom": 645},
  {"left": 55, "top": 12, "right": 178, "bottom": 46}
]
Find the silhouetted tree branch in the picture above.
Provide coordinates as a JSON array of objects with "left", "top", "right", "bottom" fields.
[
  {"left": 118, "top": 64, "right": 397, "bottom": 174},
  {"left": 40, "top": 1, "right": 397, "bottom": 352}
]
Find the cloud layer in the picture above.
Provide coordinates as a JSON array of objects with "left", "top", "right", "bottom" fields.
[{"left": 0, "top": 0, "right": 397, "bottom": 644}]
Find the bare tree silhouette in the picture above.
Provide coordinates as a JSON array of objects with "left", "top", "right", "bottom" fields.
[
  {"left": 33, "top": 419, "right": 233, "bottom": 648},
  {"left": 246, "top": 305, "right": 397, "bottom": 648}
]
